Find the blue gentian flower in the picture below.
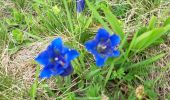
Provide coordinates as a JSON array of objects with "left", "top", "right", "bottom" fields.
[
  {"left": 76, "top": 0, "right": 85, "bottom": 12},
  {"left": 35, "top": 38, "right": 79, "bottom": 78},
  {"left": 85, "top": 28, "right": 120, "bottom": 67}
]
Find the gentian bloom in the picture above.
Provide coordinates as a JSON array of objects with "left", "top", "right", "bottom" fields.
[
  {"left": 85, "top": 28, "right": 120, "bottom": 67},
  {"left": 35, "top": 38, "right": 79, "bottom": 78},
  {"left": 76, "top": 0, "right": 85, "bottom": 12}
]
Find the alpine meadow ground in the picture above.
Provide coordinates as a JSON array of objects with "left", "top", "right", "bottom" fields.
[{"left": 0, "top": 0, "right": 170, "bottom": 99}]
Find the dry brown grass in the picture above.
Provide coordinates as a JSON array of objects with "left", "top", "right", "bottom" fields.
[{"left": 0, "top": 0, "right": 14, "bottom": 19}]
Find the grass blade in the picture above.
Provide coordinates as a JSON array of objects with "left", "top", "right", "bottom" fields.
[
  {"left": 30, "top": 65, "right": 40, "bottom": 100},
  {"left": 101, "top": 5, "right": 124, "bottom": 39},
  {"left": 126, "top": 53, "right": 165, "bottom": 70},
  {"left": 85, "top": 0, "right": 112, "bottom": 33},
  {"left": 148, "top": 16, "right": 157, "bottom": 30},
  {"left": 63, "top": 0, "right": 74, "bottom": 32}
]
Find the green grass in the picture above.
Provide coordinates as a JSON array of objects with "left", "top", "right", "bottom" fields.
[{"left": 0, "top": 0, "right": 170, "bottom": 99}]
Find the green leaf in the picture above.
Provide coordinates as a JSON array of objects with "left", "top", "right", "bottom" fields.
[
  {"left": 86, "top": 84, "right": 101, "bottom": 97},
  {"left": 43, "top": 85, "right": 56, "bottom": 97},
  {"left": 111, "top": 68, "right": 125, "bottom": 80},
  {"left": 145, "top": 89, "right": 158, "bottom": 99},
  {"left": 29, "top": 65, "right": 40, "bottom": 100},
  {"left": 63, "top": 0, "right": 74, "bottom": 32},
  {"left": 137, "top": 26, "right": 148, "bottom": 36},
  {"left": 12, "top": 9, "right": 24, "bottom": 23},
  {"left": 104, "top": 63, "right": 114, "bottom": 87},
  {"left": 30, "top": 84, "right": 37, "bottom": 100},
  {"left": 83, "top": 16, "right": 93, "bottom": 31},
  {"left": 52, "top": 5, "right": 61, "bottom": 15},
  {"left": 101, "top": 5, "right": 124, "bottom": 39},
  {"left": 24, "top": 31, "right": 42, "bottom": 41},
  {"left": 86, "top": 69, "right": 101, "bottom": 80},
  {"left": 132, "top": 25, "right": 170, "bottom": 51},
  {"left": 148, "top": 16, "right": 157, "bottom": 30},
  {"left": 164, "top": 24, "right": 170, "bottom": 32},
  {"left": 5, "top": 18, "right": 18, "bottom": 26},
  {"left": 164, "top": 17, "right": 170, "bottom": 26},
  {"left": 85, "top": 0, "right": 112, "bottom": 33},
  {"left": 126, "top": 53, "right": 165, "bottom": 70},
  {"left": 12, "top": 28, "right": 23, "bottom": 44},
  {"left": 65, "top": 92, "right": 76, "bottom": 100}
]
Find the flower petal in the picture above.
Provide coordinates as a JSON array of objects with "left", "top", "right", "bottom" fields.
[
  {"left": 110, "top": 34, "right": 120, "bottom": 46},
  {"left": 39, "top": 67, "right": 52, "bottom": 78},
  {"left": 40, "top": 64, "right": 64, "bottom": 78},
  {"left": 35, "top": 50, "right": 50, "bottom": 66},
  {"left": 47, "top": 45, "right": 56, "bottom": 58},
  {"left": 60, "top": 64, "right": 74, "bottom": 76},
  {"left": 61, "top": 46, "right": 69, "bottom": 55},
  {"left": 76, "top": 0, "right": 85, "bottom": 12},
  {"left": 95, "top": 28, "right": 110, "bottom": 42},
  {"left": 51, "top": 38, "right": 63, "bottom": 51},
  {"left": 85, "top": 40, "right": 98, "bottom": 53},
  {"left": 95, "top": 54, "right": 107, "bottom": 67},
  {"left": 66, "top": 49, "right": 79, "bottom": 62},
  {"left": 112, "top": 50, "right": 120, "bottom": 57},
  {"left": 51, "top": 64, "right": 64, "bottom": 75}
]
